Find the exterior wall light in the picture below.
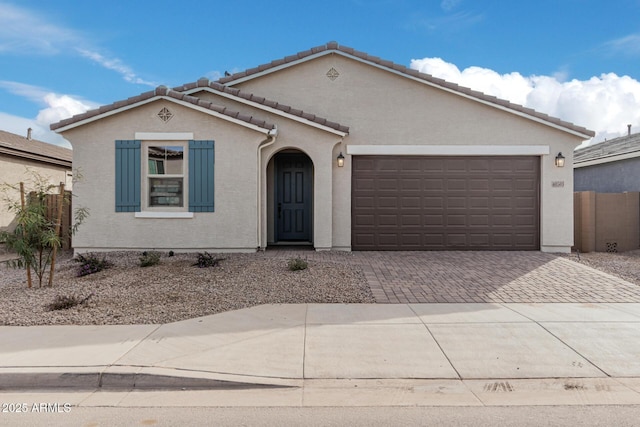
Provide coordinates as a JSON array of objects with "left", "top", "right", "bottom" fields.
[
  {"left": 555, "top": 152, "right": 565, "bottom": 167},
  {"left": 337, "top": 152, "right": 345, "bottom": 167}
]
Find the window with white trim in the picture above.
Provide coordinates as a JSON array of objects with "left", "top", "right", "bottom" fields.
[
  {"left": 115, "top": 139, "right": 215, "bottom": 213},
  {"left": 146, "top": 144, "right": 186, "bottom": 209}
]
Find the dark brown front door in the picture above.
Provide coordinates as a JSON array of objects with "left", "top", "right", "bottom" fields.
[
  {"left": 275, "top": 153, "right": 312, "bottom": 242},
  {"left": 351, "top": 156, "right": 540, "bottom": 250}
]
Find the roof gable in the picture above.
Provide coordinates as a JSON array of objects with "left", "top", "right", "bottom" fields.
[
  {"left": 218, "top": 41, "right": 594, "bottom": 139},
  {"left": 51, "top": 87, "right": 277, "bottom": 134},
  {"left": 174, "top": 78, "right": 349, "bottom": 136},
  {"left": 0, "top": 129, "right": 71, "bottom": 167}
]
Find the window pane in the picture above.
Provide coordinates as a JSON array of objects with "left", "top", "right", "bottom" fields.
[
  {"left": 148, "top": 146, "right": 183, "bottom": 175},
  {"left": 149, "top": 178, "right": 183, "bottom": 207}
]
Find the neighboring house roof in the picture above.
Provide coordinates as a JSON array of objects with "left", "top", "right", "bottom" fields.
[
  {"left": 218, "top": 41, "right": 595, "bottom": 139},
  {"left": 0, "top": 129, "right": 72, "bottom": 168},
  {"left": 574, "top": 131, "right": 640, "bottom": 168},
  {"left": 51, "top": 86, "right": 277, "bottom": 134},
  {"left": 174, "top": 78, "right": 349, "bottom": 135}
]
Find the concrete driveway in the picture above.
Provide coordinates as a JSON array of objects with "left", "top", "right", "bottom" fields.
[{"left": 266, "top": 250, "right": 640, "bottom": 304}]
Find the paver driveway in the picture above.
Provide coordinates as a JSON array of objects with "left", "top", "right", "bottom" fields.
[{"left": 265, "top": 250, "right": 640, "bottom": 304}]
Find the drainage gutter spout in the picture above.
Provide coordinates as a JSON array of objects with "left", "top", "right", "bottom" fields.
[{"left": 257, "top": 126, "right": 278, "bottom": 251}]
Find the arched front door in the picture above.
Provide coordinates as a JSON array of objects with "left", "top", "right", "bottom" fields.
[{"left": 274, "top": 152, "right": 313, "bottom": 243}]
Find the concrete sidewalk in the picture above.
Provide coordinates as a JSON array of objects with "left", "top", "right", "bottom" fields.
[{"left": 1, "top": 303, "right": 640, "bottom": 394}]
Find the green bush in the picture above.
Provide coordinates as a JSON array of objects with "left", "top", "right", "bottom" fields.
[
  {"left": 74, "top": 253, "right": 112, "bottom": 277},
  {"left": 140, "top": 251, "right": 161, "bottom": 267},
  {"left": 288, "top": 258, "right": 308, "bottom": 271}
]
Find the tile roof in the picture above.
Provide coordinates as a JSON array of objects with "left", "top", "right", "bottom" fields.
[
  {"left": 574, "top": 131, "right": 640, "bottom": 164},
  {"left": 217, "top": 41, "right": 595, "bottom": 138},
  {"left": 51, "top": 87, "right": 277, "bottom": 132},
  {"left": 173, "top": 78, "right": 349, "bottom": 134},
  {"left": 0, "top": 129, "right": 72, "bottom": 167}
]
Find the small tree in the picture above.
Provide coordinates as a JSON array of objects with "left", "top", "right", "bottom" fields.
[{"left": 0, "top": 172, "right": 87, "bottom": 287}]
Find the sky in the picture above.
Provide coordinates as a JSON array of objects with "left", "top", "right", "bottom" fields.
[{"left": 1, "top": 0, "right": 639, "bottom": 149}]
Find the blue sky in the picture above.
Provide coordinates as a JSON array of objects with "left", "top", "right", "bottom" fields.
[{"left": 1, "top": 0, "right": 639, "bottom": 147}]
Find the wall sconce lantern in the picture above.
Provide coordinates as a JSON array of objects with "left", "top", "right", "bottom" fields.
[
  {"left": 555, "top": 152, "right": 565, "bottom": 167},
  {"left": 337, "top": 152, "right": 345, "bottom": 167}
]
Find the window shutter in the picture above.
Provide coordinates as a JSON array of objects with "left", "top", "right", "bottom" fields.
[
  {"left": 115, "top": 140, "right": 141, "bottom": 212},
  {"left": 189, "top": 140, "right": 215, "bottom": 212}
]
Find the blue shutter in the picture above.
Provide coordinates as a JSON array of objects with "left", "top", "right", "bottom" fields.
[
  {"left": 189, "top": 140, "right": 215, "bottom": 212},
  {"left": 115, "top": 140, "right": 141, "bottom": 212}
]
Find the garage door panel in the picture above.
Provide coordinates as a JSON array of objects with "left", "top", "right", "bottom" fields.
[
  {"left": 469, "top": 234, "right": 490, "bottom": 246},
  {"left": 353, "top": 196, "right": 374, "bottom": 209},
  {"left": 447, "top": 197, "right": 466, "bottom": 208},
  {"left": 352, "top": 156, "right": 539, "bottom": 250},
  {"left": 401, "top": 178, "right": 422, "bottom": 191},
  {"left": 445, "top": 159, "right": 467, "bottom": 172},
  {"left": 353, "top": 177, "right": 375, "bottom": 191},
  {"left": 425, "top": 214, "right": 444, "bottom": 226},
  {"left": 447, "top": 179, "right": 467, "bottom": 191},
  {"left": 377, "top": 196, "right": 398, "bottom": 208},
  {"left": 401, "top": 196, "right": 422, "bottom": 208},
  {"left": 378, "top": 215, "right": 399, "bottom": 226},
  {"left": 469, "top": 215, "right": 490, "bottom": 226},
  {"left": 402, "top": 214, "right": 422, "bottom": 226},
  {"left": 400, "top": 159, "right": 424, "bottom": 172},
  {"left": 493, "top": 179, "right": 514, "bottom": 191},
  {"left": 447, "top": 234, "right": 468, "bottom": 246},
  {"left": 353, "top": 214, "right": 375, "bottom": 226}
]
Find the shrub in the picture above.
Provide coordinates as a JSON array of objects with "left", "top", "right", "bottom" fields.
[
  {"left": 140, "top": 251, "right": 161, "bottom": 267},
  {"left": 47, "top": 293, "right": 93, "bottom": 311},
  {"left": 0, "top": 171, "right": 88, "bottom": 288},
  {"left": 288, "top": 258, "right": 308, "bottom": 271},
  {"left": 193, "top": 252, "right": 224, "bottom": 268},
  {"left": 74, "top": 253, "right": 112, "bottom": 277}
]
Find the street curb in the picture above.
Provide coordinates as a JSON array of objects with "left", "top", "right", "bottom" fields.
[{"left": 0, "top": 372, "right": 295, "bottom": 391}]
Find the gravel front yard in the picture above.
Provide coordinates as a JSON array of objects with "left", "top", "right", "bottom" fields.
[
  {"left": 3, "top": 249, "right": 640, "bottom": 327},
  {"left": 0, "top": 251, "right": 374, "bottom": 326},
  {"left": 564, "top": 249, "right": 640, "bottom": 286}
]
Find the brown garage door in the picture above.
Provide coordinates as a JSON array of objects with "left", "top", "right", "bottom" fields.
[{"left": 352, "top": 156, "right": 540, "bottom": 250}]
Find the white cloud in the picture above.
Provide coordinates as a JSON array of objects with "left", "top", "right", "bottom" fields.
[
  {"left": 0, "top": 3, "right": 154, "bottom": 86},
  {"left": 76, "top": 48, "right": 157, "bottom": 87},
  {"left": 0, "top": 111, "right": 70, "bottom": 148},
  {"left": 0, "top": 81, "right": 97, "bottom": 148},
  {"left": 0, "top": 3, "right": 77, "bottom": 54},
  {"left": 602, "top": 33, "right": 640, "bottom": 57},
  {"left": 410, "top": 57, "right": 640, "bottom": 143}
]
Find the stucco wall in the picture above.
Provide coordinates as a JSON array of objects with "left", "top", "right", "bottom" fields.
[
  {"left": 574, "top": 191, "right": 640, "bottom": 253},
  {"left": 0, "top": 156, "right": 71, "bottom": 231},
  {"left": 575, "top": 157, "right": 640, "bottom": 193},
  {"left": 232, "top": 53, "right": 585, "bottom": 252},
  {"left": 194, "top": 91, "right": 344, "bottom": 250},
  {"left": 61, "top": 100, "right": 268, "bottom": 252}
]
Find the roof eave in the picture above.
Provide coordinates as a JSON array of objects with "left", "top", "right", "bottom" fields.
[
  {"left": 0, "top": 146, "right": 72, "bottom": 168},
  {"left": 574, "top": 150, "right": 640, "bottom": 168},
  {"left": 52, "top": 96, "right": 274, "bottom": 135},
  {"left": 182, "top": 86, "right": 348, "bottom": 137},
  {"left": 221, "top": 47, "right": 594, "bottom": 140}
]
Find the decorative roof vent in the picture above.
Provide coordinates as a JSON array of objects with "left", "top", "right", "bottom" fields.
[
  {"left": 326, "top": 67, "right": 340, "bottom": 81},
  {"left": 157, "top": 107, "right": 173, "bottom": 123}
]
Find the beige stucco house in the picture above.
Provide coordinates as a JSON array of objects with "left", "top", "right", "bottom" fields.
[
  {"left": 0, "top": 129, "right": 72, "bottom": 232},
  {"left": 51, "top": 42, "right": 593, "bottom": 254}
]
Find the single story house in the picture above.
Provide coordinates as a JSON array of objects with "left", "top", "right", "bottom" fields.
[
  {"left": 0, "top": 129, "right": 72, "bottom": 231},
  {"left": 574, "top": 128, "right": 640, "bottom": 192},
  {"left": 51, "top": 42, "right": 594, "bottom": 254}
]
